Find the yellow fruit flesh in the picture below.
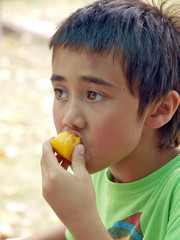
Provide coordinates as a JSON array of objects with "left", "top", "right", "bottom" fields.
[{"left": 51, "top": 131, "right": 81, "bottom": 161}]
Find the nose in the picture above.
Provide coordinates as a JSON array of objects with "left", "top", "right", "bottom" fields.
[{"left": 62, "top": 101, "right": 86, "bottom": 130}]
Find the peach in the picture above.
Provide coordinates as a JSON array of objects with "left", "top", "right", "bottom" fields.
[{"left": 51, "top": 131, "right": 81, "bottom": 161}]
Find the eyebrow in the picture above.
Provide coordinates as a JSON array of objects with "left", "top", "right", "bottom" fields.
[
  {"left": 81, "top": 75, "right": 114, "bottom": 87},
  {"left": 50, "top": 74, "right": 64, "bottom": 82},
  {"left": 50, "top": 74, "right": 114, "bottom": 87}
]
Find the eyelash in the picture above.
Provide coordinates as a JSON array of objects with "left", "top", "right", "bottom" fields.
[
  {"left": 54, "top": 88, "right": 68, "bottom": 100},
  {"left": 53, "top": 88, "right": 103, "bottom": 102}
]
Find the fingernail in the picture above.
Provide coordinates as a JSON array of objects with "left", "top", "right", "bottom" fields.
[{"left": 77, "top": 144, "right": 85, "bottom": 155}]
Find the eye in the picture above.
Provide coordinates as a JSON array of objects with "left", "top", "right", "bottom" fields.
[
  {"left": 87, "top": 91, "right": 103, "bottom": 102},
  {"left": 54, "top": 88, "right": 68, "bottom": 100}
]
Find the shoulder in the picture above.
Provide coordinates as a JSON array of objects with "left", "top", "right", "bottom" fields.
[{"left": 165, "top": 155, "right": 180, "bottom": 187}]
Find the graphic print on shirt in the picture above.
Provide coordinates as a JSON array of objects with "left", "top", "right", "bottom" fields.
[{"left": 108, "top": 212, "right": 143, "bottom": 240}]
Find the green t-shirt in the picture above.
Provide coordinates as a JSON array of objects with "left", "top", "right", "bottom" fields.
[{"left": 66, "top": 154, "right": 180, "bottom": 239}]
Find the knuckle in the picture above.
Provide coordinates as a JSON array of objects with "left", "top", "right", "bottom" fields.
[
  {"left": 42, "top": 138, "right": 53, "bottom": 154},
  {"left": 49, "top": 171, "right": 58, "bottom": 183}
]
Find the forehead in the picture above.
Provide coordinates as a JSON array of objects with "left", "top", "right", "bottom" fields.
[
  {"left": 52, "top": 46, "right": 127, "bottom": 85},
  {"left": 53, "top": 45, "right": 125, "bottom": 66},
  {"left": 53, "top": 46, "right": 117, "bottom": 64}
]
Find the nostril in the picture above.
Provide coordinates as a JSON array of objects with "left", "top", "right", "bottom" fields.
[
  {"left": 61, "top": 104, "right": 86, "bottom": 129},
  {"left": 62, "top": 118, "right": 74, "bottom": 128},
  {"left": 62, "top": 116, "right": 86, "bottom": 129}
]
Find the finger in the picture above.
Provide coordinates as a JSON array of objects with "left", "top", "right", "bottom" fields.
[
  {"left": 71, "top": 144, "right": 86, "bottom": 175},
  {"left": 41, "top": 138, "right": 61, "bottom": 180},
  {"left": 42, "top": 138, "right": 59, "bottom": 167}
]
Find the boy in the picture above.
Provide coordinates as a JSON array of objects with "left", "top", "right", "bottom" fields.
[{"left": 23, "top": 0, "right": 180, "bottom": 239}]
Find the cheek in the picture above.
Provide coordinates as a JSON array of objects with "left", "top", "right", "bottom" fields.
[
  {"left": 91, "top": 111, "right": 142, "bottom": 159},
  {"left": 53, "top": 103, "right": 63, "bottom": 134},
  {"left": 93, "top": 114, "right": 121, "bottom": 151}
]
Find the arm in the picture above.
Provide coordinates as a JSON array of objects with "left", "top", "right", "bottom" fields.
[
  {"left": 21, "top": 224, "right": 66, "bottom": 240},
  {"left": 41, "top": 139, "right": 112, "bottom": 240}
]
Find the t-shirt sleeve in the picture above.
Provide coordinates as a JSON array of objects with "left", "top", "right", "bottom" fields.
[
  {"left": 65, "top": 228, "right": 73, "bottom": 240},
  {"left": 165, "top": 175, "right": 180, "bottom": 239}
]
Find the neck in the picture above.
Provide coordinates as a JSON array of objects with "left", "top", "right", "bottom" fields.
[{"left": 109, "top": 147, "right": 180, "bottom": 184}]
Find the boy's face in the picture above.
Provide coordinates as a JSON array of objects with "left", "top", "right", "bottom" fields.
[{"left": 51, "top": 47, "right": 146, "bottom": 174}]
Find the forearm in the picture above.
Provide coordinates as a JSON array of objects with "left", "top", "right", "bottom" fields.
[
  {"left": 69, "top": 210, "right": 112, "bottom": 240},
  {"left": 41, "top": 142, "right": 112, "bottom": 240},
  {"left": 21, "top": 224, "right": 66, "bottom": 240}
]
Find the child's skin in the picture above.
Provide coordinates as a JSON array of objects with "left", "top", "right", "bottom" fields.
[{"left": 38, "top": 46, "right": 179, "bottom": 240}]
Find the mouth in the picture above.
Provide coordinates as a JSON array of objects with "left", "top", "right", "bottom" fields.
[{"left": 67, "top": 130, "right": 83, "bottom": 145}]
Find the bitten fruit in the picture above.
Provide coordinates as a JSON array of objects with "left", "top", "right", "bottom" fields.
[{"left": 51, "top": 131, "right": 81, "bottom": 162}]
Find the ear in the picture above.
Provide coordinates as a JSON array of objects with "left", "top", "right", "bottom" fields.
[{"left": 145, "top": 90, "right": 180, "bottom": 129}]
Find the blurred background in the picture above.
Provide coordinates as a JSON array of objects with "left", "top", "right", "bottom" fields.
[
  {"left": 0, "top": 0, "right": 179, "bottom": 239},
  {"left": 0, "top": 0, "right": 92, "bottom": 239}
]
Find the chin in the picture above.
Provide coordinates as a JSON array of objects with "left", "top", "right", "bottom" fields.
[{"left": 85, "top": 161, "right": 106, "bottom": 175}]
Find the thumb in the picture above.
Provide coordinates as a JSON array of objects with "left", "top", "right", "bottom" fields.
[{"left": 71, "top": 144, "right": 86, "bottom": 175}]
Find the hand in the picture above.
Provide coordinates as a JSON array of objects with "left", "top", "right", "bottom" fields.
[{"left": 41, "top": 139, "right": 101, "bottom": 239}]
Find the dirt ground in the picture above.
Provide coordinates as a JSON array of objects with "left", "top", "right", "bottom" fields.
[{"left": 0, "top": 0, "right": 92, "bottom": 239}]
